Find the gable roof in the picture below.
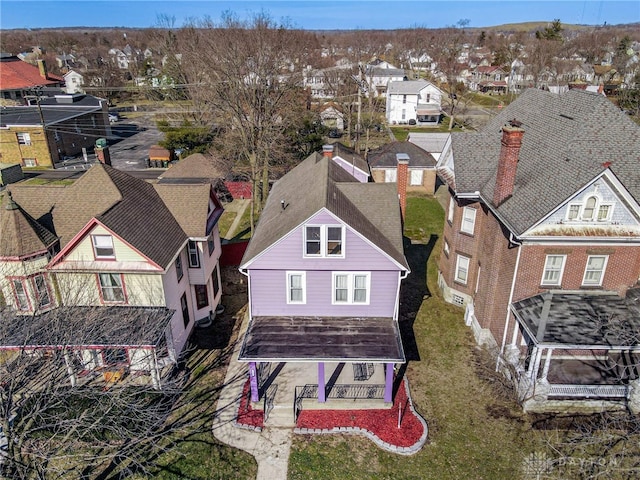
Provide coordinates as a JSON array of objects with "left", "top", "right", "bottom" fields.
[
  {"left": 158, "top": 153, "right": 224, "bottom": 181},
  {"left": 0, "top": 56, "right": 64, "bottom": 91},
  {"left": 0, "top": 192, "right": 57, "bottom": 258},
  {"left": 154, "top": 183, "right": 222, "bottom": 238},
  {"left": 11, "top": 164, "right": 187, "bottom": 269},
  {"left": 368, "top": 141, "right": 437, "bottom": 168},
  {"left": 387, "top": 79, "right": 431, "bottom": 95},
  {"left": 241, "top": 152, "right": 408, "bottom": 270},
  {"left": 450, "top": 88, "right": 640, "bottom": 236}
]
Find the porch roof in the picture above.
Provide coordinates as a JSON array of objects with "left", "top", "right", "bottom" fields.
[
  {"left": 238, "top": 316, "right": 406, "bottom": 363},
  {"left": 511, "top": 289, "right": 640, "bottom": 349},
  {"left": 0, "top": 306, "right": 174, "bottom": 349}
]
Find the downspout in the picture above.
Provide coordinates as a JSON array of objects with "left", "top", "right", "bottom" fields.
[{"left": 498, "top": 239, "right": 522, "bottom": 371}]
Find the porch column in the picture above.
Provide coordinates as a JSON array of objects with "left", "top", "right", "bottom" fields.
[
  {"left": 531, "top": 347, "right": 543, "bottom": 382},
  {"left": 384, "top": 362, "right": 394, "bottom": 403},
  {"left": 510, "top": 320, "right": 520, "bottom": 346},
  {"left": 63, "top": 349, "right": 77, "bottom": 387},
  {"left": 541, "top": 348, "right": 553, "bottom": 381},
  {"left": 318, "top": 362, "right": 326, "bottom": 403},
  {"left": 249, "top": 362, "right": 259, "bottom": 402}
]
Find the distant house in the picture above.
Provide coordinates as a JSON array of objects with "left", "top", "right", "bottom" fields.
[
  {"left": 238, "top": 148, "right": 409, "bottom": 415},
  {"left": 386, "top": 80, "right": 443, "bottom": 125},
  {"left": 0, "top": 94, "right": 109, "bottom": 168},
  {"left": 0, "top": 163, "right": 224, "bottom": 387},
  {"left": 368, "top": 141, "right": 437, "bottom": 194},
  {"left": 63, "top": 70, "right": 85, "bottom": 94},
  {"left": 437, "top": 88, "right": 640, "bottom": 413},
  {"left": 318, "top": 103, "right": 345, "bottom": 131},
  {"left": 470, "top": 66, "right": 508, "bottom": 93},
  {"left": 0, "top": 55, "right": 64, "bottom": 103},
  {"left": 364, "top": 60, "right": 406, "bottom": 97}
]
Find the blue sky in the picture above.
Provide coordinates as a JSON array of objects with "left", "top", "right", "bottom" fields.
[{"left": 1, "top": 1, "right": 638, "bottom": 30}]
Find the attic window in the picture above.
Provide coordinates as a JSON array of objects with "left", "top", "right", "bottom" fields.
[
  {"left": 304, "top": 225, "right": 344, "bottom": 258},
  {"left": 92, "top": 235, "right": 115, "bottom": 259}
]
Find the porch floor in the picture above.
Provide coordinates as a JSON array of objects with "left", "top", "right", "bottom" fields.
[{"left": 546, "top": 354, "right": 639, "bottom": 385}]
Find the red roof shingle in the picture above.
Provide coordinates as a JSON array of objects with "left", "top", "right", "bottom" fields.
[{"left": 0, "top": 57, "right": 64, "bottom": 91}]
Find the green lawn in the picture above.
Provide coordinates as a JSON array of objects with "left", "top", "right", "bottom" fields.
[{"left": 288, "top": 195, "right": 533, "bottom": 479}]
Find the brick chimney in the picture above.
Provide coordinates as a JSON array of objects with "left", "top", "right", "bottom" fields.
[
  {"left": 396, "top": 153, "right": 409, "bottom": 220},
  {"left": 95, "top": 139, "right": 111, "bottom": 166},
  {"left": 37, "top": 59, "right": 48, "bottom": 79},
  {"left": 493, "top": 121, "right": 524, "bottom": 207},
  {"left": 322, "top": 144, "right": 334, "bottom": 158}
]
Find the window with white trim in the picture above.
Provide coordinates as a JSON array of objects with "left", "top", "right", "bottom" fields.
[
  {"left": 17, "top": 132, "right": 31, "bottom": 145},
  {"left": 582, "top": 255, "right": 608, "bottom": 286},
  {"left": 33, "top": 274, "right": 51, "bottom": 308},
  {"left": 447, "top": 197, "right": 455, "bottom": 224},
  {"left": 541, "top": 255, "right": 566, "bottom": 286},
  {"left": 12, "top": 279, "right": 29, "bottom": 311},
  {"left": 188, "top": 240, "right": 200, "bottom": 268},
  {"left": 455, "top": 255, "right": 470, "bottom": 285},
  {"left": 304, "top": 225, "right": 344, "bottom": 257},
  {"left": 443, "top": 239, "right": 450, "bottom": 257},
  {"left": 385, "top": 169, "right": 397, "bottom": 183},
  {"left": 98, "top": 273, "right": 125, "bottom": 303},
  {"left": 566, "top": 196, "right": 614, "bottom": 222},
  {"left": 92, "top": 235, "right": 114, "bottom": 259},
  {"left": 410, "top": 169, "right": 423, "bottom": 186},
  {"left": 22, "top": 158, "right": 37, "bottom": 167},
  {"left": 332, "top": 272, "right": 370, "bottom": 304},
  {"left": 460, "top": 207, "right": 477, "bottom": 235},
  {"left": 194, "top": 284, "right": 209, "bottom": 309},
  {"left": 286, "top": 271, "right": 306, "bottom": 304}
]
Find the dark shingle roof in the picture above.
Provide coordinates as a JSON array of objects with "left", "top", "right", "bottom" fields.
[
  {"left": 451, "top": 89, "right": 640, "bottom": 235},
  {"left": 241, "top": 152, "right": 408, "bottom": 270},
  {"left": 368, "top": 141, "right": 437, "bottom": 168},
  {"left": 331, "top": 142, "right": 370, "bottom": 174},
  {"left": 0, "top": 193, "right": 57, "bottom": 257},
  {"left": 10, "top": 164, "right": 188, "bottom": 268}
]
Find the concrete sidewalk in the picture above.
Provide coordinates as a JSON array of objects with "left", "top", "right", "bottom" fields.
[{"left": 212, "top": 313, "right": 293, "bottom": 480}]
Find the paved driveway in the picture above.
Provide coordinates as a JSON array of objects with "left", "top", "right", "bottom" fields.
[{"left": 107, "top": 115, "right": 163, "bottom": 171}]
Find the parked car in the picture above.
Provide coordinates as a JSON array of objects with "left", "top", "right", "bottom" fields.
[{"left": 108, "top": 113, "right": 120, "bottom": 123}]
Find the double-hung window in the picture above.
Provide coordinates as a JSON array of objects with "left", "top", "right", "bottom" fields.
[
  {"left": 17, "top": 132, "right": 31, "bottom": 145},
  {"left": 460, "top": 207, "right": 476, "bottom": 235},
  {"left": 33, "top": 274, "right": 51, "bottom": 308},
  {"left": 541, "top": 255, "right": 566, "bottom": 286},
  {"left": 194, "top": 284, "right": 209, "bottom": 309},
  {"left": 175, "top": 254, "right": 184, "bottom": 281},
  {"left": 188, "top": 241, "right": 200, "bottom": 268},
  {"left": 304, "top": 225, "right": 344, "bottom": 257},
  {"left": 286, "top": 271, "right": 306, "bottom": 304},
  {"left": 12, "top": 279, "right": 30, "bottom": 311},
  {"left": 410, "top": 170, "right": 423, "bottom": 186},
  {"left": 92, "top": 235, "right": 115, "bottom": 259},
  {"left": 455, "top": 255, "right": 470, "bottom": 285},
  {"left": 447, "top": 197, "right": 455, "bottom": 224},
  {"left": 99, "top": 273, "right": 125, "bottom": 303},
  {"left": 332, "top": 272, "right": 369, "bottom": 304},
  {"left": 582, "top": 255, "right": 608, "bottom": 286}
]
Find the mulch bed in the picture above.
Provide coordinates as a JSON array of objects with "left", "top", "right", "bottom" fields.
[
  {"left": 296, "top": 379, "right": 425, "bottom": 448},
  {"left": 236, "top": 379, "right": 264, "bottom": 429}
]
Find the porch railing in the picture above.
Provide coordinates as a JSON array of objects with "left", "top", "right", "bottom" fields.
[
  {"left": 294, "top": 383, "right": 386, "bottom": 421},
  {"left": 548, "top": 384, "right": 630, "bottom": 399}
]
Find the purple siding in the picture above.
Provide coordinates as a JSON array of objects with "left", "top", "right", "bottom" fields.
[
  {"left": 247, "top": 211, "right": 403, "bottom": 317},
  {"left": 249, "top": 268, "right": 400, "bottom": 317},
  {"left": 332, "top": 157, "right": 369, "bottom": 183},
  {"left": 248, "top": 210, "right": 400, "bottom": 271}
]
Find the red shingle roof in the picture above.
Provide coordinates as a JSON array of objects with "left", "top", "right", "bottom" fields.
[{"left": 0, "top": 57, "right": 64, "bottom": 91}]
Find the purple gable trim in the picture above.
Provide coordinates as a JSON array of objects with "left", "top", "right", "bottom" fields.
[{"left": 247, "top": 210, "right": 401, "bottom": 271}]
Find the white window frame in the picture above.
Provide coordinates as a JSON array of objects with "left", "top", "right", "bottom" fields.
[
  {"left": 541, "top": 254, "right": 566, "bottom": 286},
  {"left": 188, "top": 240, "right": 200, "bottom": 268},
  {"left": 455, "top": 255, "right": 470, "bottom": 285},
  {"left": 460, "top": 207, "right": 477, "bottom": 235},
  {"left": 385, "top": 169, "right": 397, "bottom": 183},
  {"left": 443, "top": 239, "right": 450, "bottom": 257},
  {"left": 566, "top": 196, "right": 614, "bottom": 222},
  {"left": 597, "top": 203, "right": 613, "bottom": 221},
  {"left": 304, "top": 225, "right": 345, "bottom": 258},
  {"left": 98, "top": 273, "right": 125, "bottom": 303},
  {"left": 447, "top": 196, "right": 455, "bottom": 224},
  {"left": 92, "top": 234, "right": 115, "bottom": 259},
  {"left": 567, "top": 203, "right": 581, "bottom": 220},
  {"left": 286, "top": 271, "right": 306, "bottom": 304},
  {"left": 17, "top": 132, "right": 31, "bottom": 145},
  {"left": 582, "top": 255, "right": 608, "bottom": 286},
  {"left": 22, "top": 158, "right": 37, "bottom": 167},
  {"left": 332, "top": 272, "right": 370, "bottom": 305},
  {"left": 410, "top": 169, "right": 423, "bottom": 186}
]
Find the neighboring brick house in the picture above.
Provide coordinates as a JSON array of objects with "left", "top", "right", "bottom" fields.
[
  {"left": 0, "top": 163, "right": 224, "bottom": 387},
  {"left": 0, "top": 94, "right": 109, "bottom": 168},
  {"left": 368, "top": 141, "right": 437, "bottom": 194},
  {"left": 437, "top": 88, "right": 640, "bottom": 413},
  {"left": 238, "top": 149, "right": 409, "bottom": 417},
  {"left": 0, "top": 55, "right": 64, "bottom": 103}
]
